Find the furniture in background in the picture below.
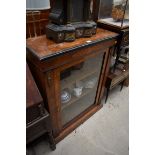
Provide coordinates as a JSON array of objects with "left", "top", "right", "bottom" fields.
[
  {"left": 26, "top": 28, "right": 118, "bottom": 144},
  {"left": 26, "top": 0, "right": 51, "bottom": 38},
  {"left": 94, "top": 0, "right": 129, "bottom": 71},
  {"left": 105, "top": 58, "right": 129, "bottom": 102},
  {"left": 26, "top": 63, "right": 56, "bottom": 150},
  {"left": 26, "top": 10, "right": 50, "bottom": 38},
  {"left": 93, "top": 0, "right": 129, "bottom": 100}
]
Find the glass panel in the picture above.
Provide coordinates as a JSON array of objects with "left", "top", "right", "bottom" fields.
[
  {"left": 60, "top": 52, "right": 104, "bottom": 126},
  {"left": 98, "top": 0, "right": 129, "bottom": 28}
]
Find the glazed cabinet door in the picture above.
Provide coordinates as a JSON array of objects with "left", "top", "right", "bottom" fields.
[{"left": 56, "top": 50, "right": 107, "bottom": 127}]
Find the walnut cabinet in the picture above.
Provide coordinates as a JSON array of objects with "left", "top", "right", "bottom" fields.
[{"left": 26, "top": 28, "right": 118, "bottom": 143}]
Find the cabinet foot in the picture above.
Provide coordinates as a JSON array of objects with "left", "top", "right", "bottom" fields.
[{"left": 48, "top": 132, "right": 56, "bottom": 151}]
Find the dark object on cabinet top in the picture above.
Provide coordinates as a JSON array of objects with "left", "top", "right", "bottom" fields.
[{"left": 46, "top": 0, "right": 97, "bottom": 43}]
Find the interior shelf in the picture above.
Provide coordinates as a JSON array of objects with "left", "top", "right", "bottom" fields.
[
  {"left": 61, "top": 89, "right": 97, "bottom": 125},
  {"left": 61, "top": 56, "right": 101, "bottom": 90},
  {"left": 61, "top": 86, "right": 96, "bottom": 110}
]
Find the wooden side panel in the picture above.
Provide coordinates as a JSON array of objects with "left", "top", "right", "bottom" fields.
[
  {"left": 26, "top": 63, "right": 43, "bottom": 108},
  {"left": 27, "top": 61, "right": 47, "bottom": 104},
  {"left": 95, "top": 48, "right": 109, "bottom": 104},
  {"left": 44, "top": 70, "right": 62, "bottom": 137},
  {"left": 27, "top": 60, "right": 62, "bottom": 137},
  {"left": 99, "top": 47, "right": 114, "bottom": 101}
]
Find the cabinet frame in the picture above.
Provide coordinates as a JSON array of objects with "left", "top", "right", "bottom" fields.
[
  {"left": 27, "top": 28, "right": 118, "bottom": 143},
  {"left": 27, "top": 45, "right": 114, "bottom": 143}
]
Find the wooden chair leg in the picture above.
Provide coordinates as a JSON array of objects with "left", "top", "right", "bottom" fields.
[
  {"left": 105, "top": 88, "right": 110, "bottom": 103},
  {"left": 120, "top": 80, "right": 125, "bottom": 91}
]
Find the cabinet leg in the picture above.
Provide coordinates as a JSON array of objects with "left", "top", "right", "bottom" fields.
[
  {"left": 105, "top": 88, "right": 109, "bottom": 103},
  {"left": 48, "top": 132, "right": 56, "bottom": 151}
]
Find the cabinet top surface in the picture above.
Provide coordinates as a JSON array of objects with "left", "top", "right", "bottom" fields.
[{"left": 26, "top": 28, "right": 118, "bottom": 61}]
